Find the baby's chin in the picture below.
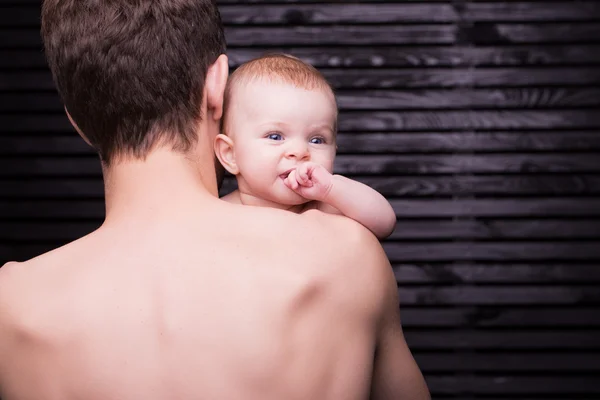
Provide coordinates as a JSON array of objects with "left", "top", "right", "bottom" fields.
[
  {"left": 266, "top": 187, "right": 311, "bottom": 208},
  {"left": 270, "top": 192, "right": 310, "bottom": 207}
]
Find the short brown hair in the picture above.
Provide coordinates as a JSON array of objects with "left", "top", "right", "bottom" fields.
[
  {"left": 41, "top": 0, "right": 226, "bottom": 165},
  {"left": 222, "top": 54, "right": 337, "bottom": 136}
]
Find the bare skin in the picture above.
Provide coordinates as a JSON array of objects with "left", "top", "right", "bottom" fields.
[
  {"left": 0, "top": 152, "right": 428, "bottom": 400},
  {"left": 0, "top": 53, "right": 429, "bottom": 400}
]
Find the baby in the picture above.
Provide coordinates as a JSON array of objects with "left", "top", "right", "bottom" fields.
[{"left": 215, "top": 54, "right": 396, "bottom": 239}]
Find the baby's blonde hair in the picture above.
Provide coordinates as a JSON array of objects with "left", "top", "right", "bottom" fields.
[{"left": 222, "top": 53, "right": 337, "bottom": 135}]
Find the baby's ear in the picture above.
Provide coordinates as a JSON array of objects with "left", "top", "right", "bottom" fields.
[{"left": 214, "top": 134, "right": 239, "bottom": 175}]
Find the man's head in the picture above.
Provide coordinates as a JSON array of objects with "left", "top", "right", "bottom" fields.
[
  {"left": 41, "top": 0, "right": 228, "bottom": 165},
  {"left": 215, "top": 54, "right": 338, "bottom": 205}
]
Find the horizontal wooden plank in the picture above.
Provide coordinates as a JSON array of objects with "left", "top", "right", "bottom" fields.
[
  {"left": 336, "top": 88, "right": 600, "bottom": 109},
  {"left": 3, "top": 3, "right": 598, "bottom": 26},
  {"left": 5, "top": 23, "right": 598, "bottom": 49},
  {"left": 472, "top": 23, "right": 600, "bottom": 44},
  {"left": 0, "top": 29, "right": 40, "bottom": 49},
  {"left": 4, "top": 132, "right": 600, "bottom": 155},
  {"left": 394, "top": 263, "right": 600, "bottom": 284},
  {"left": 5, "top": 174, "right": 600, "bottom": 199},
  {"left": 5, "top": 220, "right": 599, "bottom": 241},
  {"left": 360, "top": 175, "right": 600, "bottom": 197},
  {"left": 338, "top": 110, "right": 600, "bottom": 131},
  {"left": 4, "top": 153, "right": 600, "bottom": 176},
  {"left": 0, "top": 180, "right": 106, "bottom": 198},
  {"left": 427, "top": 375, "right": 600, "bottom": 395},
  {"left": 401, "top": 307, "right": 600, "bottom": 328},
  {"left": 208, "top": 4, "right": 459, "bottom": 24},
  {"left": 5, "top": 88, "right": 600, "bottom": 112},
  {"left": 464, "top": 2, "right": 600, "bottom": 22},
  {"left": 0, "top": 4, "right": 459, "bottom": 26},
  {"left": 227, "top": 45, "right": 600, "bottom": 67},
  {"left": 390, "top": 219, "right": 600, "bottom": 240},
  {"left": 415, "top": 352, "right": 600, "bottom": 372},
  {"left": 1, "top": 197, "right": 598, "bottom": 218},
  {"left": 2, "top": 110, "right": 599, "bottom": 132},
  {"left": 390, "top": 198, "right": 600, "bottom": 217},
  {"left": 405, "top": 329, "right": 600, "bottom": 350},
  {"left": 337, "top": 132, "right": 600, "bottom": 153},
  {"left": 384, "top": 242, "right": 600, "bottom": 261},
  {"left": 0, "top": 25, "right": 458, "bottom": 48},
  {"left": 5, "top": 68, "right": 600, "bottom": 91},
  {"left": 226, "top": 44, "right": 600, "bottom": 68},
  {"left": 5, "top": 45, "right": 600, "bottom": 69},
  {"left": 395, "top": 285, "right": 600, "bottom": 305},
  {"left": 334, "top": 154, "right": 600, "bottom": 174},
  {"left": 2, "top": 153, "right": 600, "bottom": 176}
]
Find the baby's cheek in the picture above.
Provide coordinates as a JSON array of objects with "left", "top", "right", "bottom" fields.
[{"left": 324, "top": 152, "right": 336, "bottom": 173}]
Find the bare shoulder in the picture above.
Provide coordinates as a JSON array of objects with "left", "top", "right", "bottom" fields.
[
  {"left": 0, "top": 256, "right": 54, "bottom": 318},
  {"left": 0, "top": 246, "right": 78, "bottom": 330},
  {"left": 303, "top": 210, "right": 390, "bottom": 267},
  {"left": 285, "top": 209, "right": 393, "bottom": 301},
  {"left": 0, "top": 260, "right": 32, "bottom": 315},
  {"left": 0, "top": 261, "right": 32, "bottom": 359}
]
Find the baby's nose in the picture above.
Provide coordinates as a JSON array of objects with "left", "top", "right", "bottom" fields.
[{"left": 286, "top": 140, "right": 309, "bottom": 159}]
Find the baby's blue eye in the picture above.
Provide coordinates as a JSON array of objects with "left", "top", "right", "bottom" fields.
[
  {"left": 310, "top": 137, "right": 325, "bottom": 144},
  {"left": 267, "top": 133, "right": 283, "bottom": 141}
]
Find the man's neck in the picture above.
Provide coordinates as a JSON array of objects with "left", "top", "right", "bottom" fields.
[{"left": 102, "top": 148, "right": 221, "bottom": 227}]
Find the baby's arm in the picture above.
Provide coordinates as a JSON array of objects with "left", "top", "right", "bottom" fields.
[
  {"left": 319, "top": 174, "right": 396, "bottom": 239},
  {"left": 285, "top": 163, "right": 396, "bottom": 239}
]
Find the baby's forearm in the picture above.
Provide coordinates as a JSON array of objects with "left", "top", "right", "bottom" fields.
[{"left": 323, "top": 175, "right": 397, "bottom": 239}]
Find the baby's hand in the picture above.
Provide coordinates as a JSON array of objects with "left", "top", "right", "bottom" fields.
[{"left": 284, "top": 162, "right": 334, "bottom": 202}]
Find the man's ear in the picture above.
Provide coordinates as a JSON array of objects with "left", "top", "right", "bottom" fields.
[
  {"left": 65, "top": 107, "right": 93, "bottom": 147},
  {"left": 205, "top": 54, "right": 229, "bottom": 121},
  {"left": 214, "top": 133, "right": 239, "bottom": 175}
]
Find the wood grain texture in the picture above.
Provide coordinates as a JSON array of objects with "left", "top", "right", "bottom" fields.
[
  {"left": 5, "top": 174, "right": 600, "bottom": 198},
  {"left": 338, "top": 110, "right": 600, "bottom": 131},
  {"left": 6, "top": 45, "right": 600, "bottom": 69},
  {"left": 390, "top": 198, "right": 600, "bottom": 217},
  {"left": 3, "top": 110, "right": 599, "bottom": 133},
  {"left": 383, "top": 242, "right": 600, "bottom": 262},
  {"left": 6, "top": 88, "right": 600, "bottom": 112},
  {"left": 336, "top": 132, "right": 600, "bottom": 153},
  {"left": 0, "top": 25, "right": 459, "bottom": 48},
  {"left": 1, "top": 2, "right": 599, "bottom": 396},
  {"left": 1, "top": 197, "right": 597, "bottom": 218},
  {"left": 226, "top": 45, "right": 600, "bottom": 67},
  {"left": 2, "top": 153, "right": 599, "bottom": 176},
  {"left": 427, "top": 375, "right": 600, "bottom": 395},
  {"left": 5, "top": 68, "right": 600, "bottom": 91},
  {"left": 4, "top": 1, "right": 599, "bottom": 24},
  {"left": 414, "top": 352, "right": 600, "bottom": 372},
  {"left": 4, "top": 132, "right": 600, "bottom": 154},
  {"left": 6, "top": 22, "right": 597, "bottom": 48},
  {"left": 464, "top": 1, "right": 600, "bottom": 22},
  {"left": 393, "top": 263, "right": 600, "bottom": 283},
  {"left": 6, "top": 88, "right": 600, "bottom": 111},
  {"left": 468, "top": 22, "right": 600, "bottom": 44},
  {"left": 404, "top": 329, "right": 600, "bottom": 349},
  {"left": 0, "top": 4, "right": 459, "bottom": 25},
  {"left": 4, "top": 220, "right": 599, "bottom": 241},
  {"left": 401, "top": 307, "right": 600, "bottom": 328}
]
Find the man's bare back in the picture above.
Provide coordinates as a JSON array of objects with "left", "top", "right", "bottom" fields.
[{"left": 0, "top": 201, "right": 426, "bottom": 400}]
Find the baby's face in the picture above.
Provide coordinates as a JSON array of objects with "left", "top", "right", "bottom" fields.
[{"left": 227, "top": 79, "right": 337, "bottom": 205}]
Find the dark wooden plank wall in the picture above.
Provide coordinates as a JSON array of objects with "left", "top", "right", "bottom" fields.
[{"left": 1, "top": 0, "right": 600, "bottom": 398}]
